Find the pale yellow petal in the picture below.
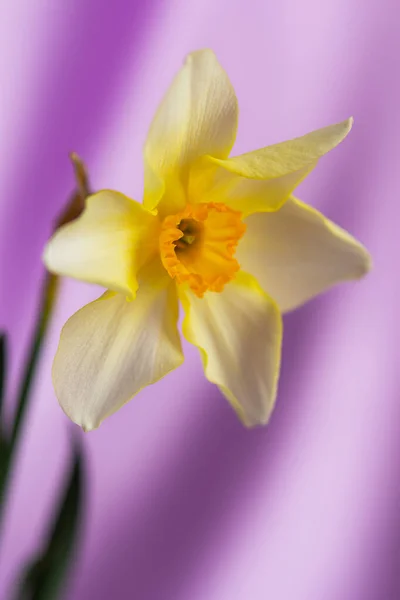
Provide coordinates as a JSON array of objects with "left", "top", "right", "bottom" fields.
[
  {"left": 237, "top": 195, "right": 371, "bottom": 313},
  {"left": 190, "top": 157, "right": 312, "bottom": 216},
  {"left": 213, "top": 118, "right": 353, "bottom": 178},
  {"left": 52, "top": 260, "right": 183, "bottom": 431},
  {"left": 180, "top": 272, "right": 282, "bottom": 427},
  {"left": 189, "top": 118, "right": 352, "bottom": 216},
  {"left": 43, "top": 190, "right": 159, "bottom": 298},
  {"left": 143, "top": 49, "right": 238, "bottom": 215}
]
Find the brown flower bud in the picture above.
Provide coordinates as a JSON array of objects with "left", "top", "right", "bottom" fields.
[{"left": 55, "top": 153, "right": 91, "bottom": 230}]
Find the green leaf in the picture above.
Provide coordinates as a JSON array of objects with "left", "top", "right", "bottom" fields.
[
  {"left": 0, "top": 332, "right": 6, "bottom": 422},
  {"left": 0, "top": 432, "right": 10, "bottom": 512},
  {"left": 0, "top": 333, "right": 10, "bottom": 522},
  {"left": 13, "top": 447, "right": 85, "bottom": 600}
]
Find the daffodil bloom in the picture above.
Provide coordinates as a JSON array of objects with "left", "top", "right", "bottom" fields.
[{"left": 43, "top": 50, "right": 371, "bottom": 431}]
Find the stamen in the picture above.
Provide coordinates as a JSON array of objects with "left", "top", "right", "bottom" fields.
[{"left": 180, "top": 234, "right": 196, "bottom": 246}]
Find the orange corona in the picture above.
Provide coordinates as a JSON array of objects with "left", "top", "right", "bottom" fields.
[{"left": 160, "top": 202, "right": 246, "bottom": 297}]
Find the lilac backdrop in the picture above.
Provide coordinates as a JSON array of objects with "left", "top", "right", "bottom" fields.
[{"left": 0, "top": 0, "right": 399, "bottom": 598}]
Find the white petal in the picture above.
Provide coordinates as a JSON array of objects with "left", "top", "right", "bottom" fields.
[
  {"left": 180, "top": 272, "right": 282, "bottom": 427},
  {"left": 43, "top": 190, "right": 159, "bottom": 298},
  {"left": 52, "top": 261, "right": 183, "bottom": 431},
  {"left": 143, "top": 49, "right": 238, "bottom": 213},
  {"left": 237, "top": 196, "right": 372, "bottom": 312}
]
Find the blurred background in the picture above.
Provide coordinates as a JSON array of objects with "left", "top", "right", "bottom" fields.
[{"left": 0, "top": 0, "right": 399, "bottom": 598}]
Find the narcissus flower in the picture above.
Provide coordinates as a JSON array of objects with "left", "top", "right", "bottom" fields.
[{"left": 44, "top": 50, "right": 371, "bottom": 431}]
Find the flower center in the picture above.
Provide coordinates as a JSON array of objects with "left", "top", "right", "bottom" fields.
[{"left": 159, "top": 202, "right": 246, "bottom": 297}]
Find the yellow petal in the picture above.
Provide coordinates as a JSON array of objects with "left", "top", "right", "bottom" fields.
[
  {"left": 52, "top": 260, "right": 184, "bottom": 431},
  {"left": 190, "top": 158, "right": 312, "bottom": 217},
  {"left": 180, "top": 271, "right": 282, "bottom": 427},
  {"left": 143, "top": 49, "right": 238, "bottom": 215},
  {"left": 237, "top": 195, "right": 371, "bottom": 313},
  {"left": 43, "top": 190, "right": 159, "bottom": 298},
  {"left": 214, "top": 118, "right": 353, "bottom": 178},
  {"left": 190, "top": 118, "right": 353, "bottom": 216}
]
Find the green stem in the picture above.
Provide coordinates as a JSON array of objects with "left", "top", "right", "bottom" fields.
[
  {"left": 0, "top": 274, "right": 58, "bottom": 535},
  {"left": 10, "top": 274, "right": 58, "bottom": 450},
  {"left": 0, "top": 152, "right": 88, "bottom": 541}
]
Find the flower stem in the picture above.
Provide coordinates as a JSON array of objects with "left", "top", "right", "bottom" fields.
[
  {"left": 10, "top": 273, "right": 59, "bottom": 450},
  {"left": 0, "top": 274, "right": 59, "bottom": 536},
  {"left": 0, "top": 152, "right": 90, "bottom": 536}
]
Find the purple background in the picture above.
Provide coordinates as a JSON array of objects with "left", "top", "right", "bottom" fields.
[{"left": 0, "top": 0, "right": 399, "bottom": 598}]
